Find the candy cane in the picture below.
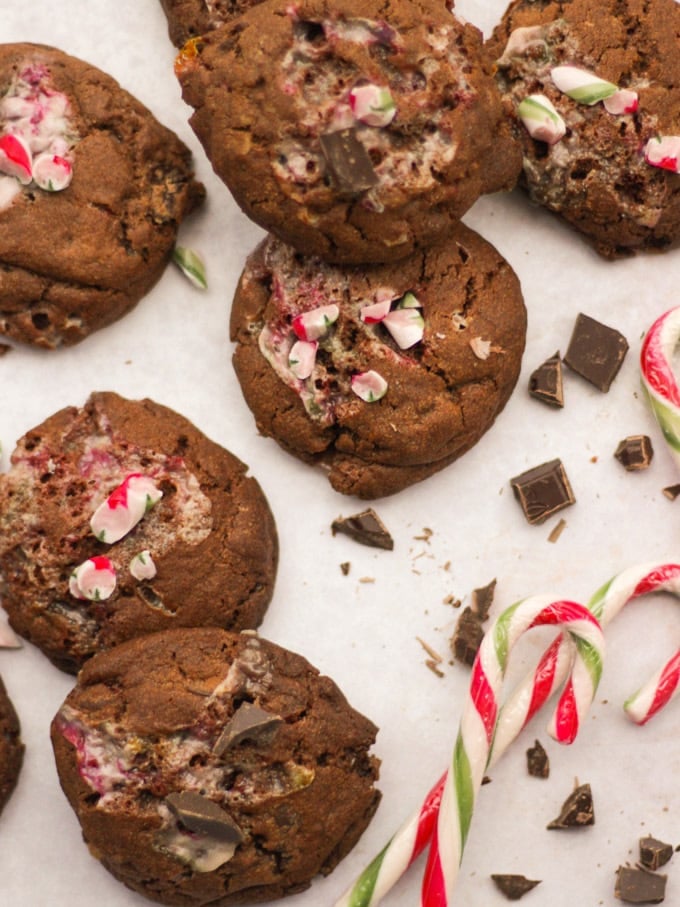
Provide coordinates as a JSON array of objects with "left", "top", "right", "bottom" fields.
[
  {"left": 640, "top": 306, "right": 680, "bottom": 469},
  {"left": 335, "top": 597, "right": 604, "bottom": 907}
]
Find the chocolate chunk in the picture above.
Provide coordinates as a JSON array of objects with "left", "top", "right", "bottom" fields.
[
  {"left": 615, "top": 865, "right": 667, "bottom": 904},
  {"left": 529, "top": 351, "right": 564, "bottom": 407},
  {"left": 563, "top": 313, "right": 629, "bottom": 392},
  {"left": 510, "top": 459, "right": 575, "bottom": 525},
  {"left": 331, "top": 508, "right": 394, "bottom": 550},
  {"left": 662, "top": 483, "right": 680, "bottom": 501},
  {"left": 340, "top": 561, "right": 351, "bottom": 576},
  {"left": 547, "top": 782, "right": 594, "bottom": 829},
  {"left": 526, "top": 739, "right": 549, "bottom": 778},
  {"left": 213, "top": 702, "right": 283, "bottom": 755},
  {"left": 491, "top": 874, "right": 541, "bottom": 900},
  {"left": 165, "top": 791, "right": 244, "bottom": 843},
  {"left": 471, "top": 578, "right": 496, "bottom": 620},
  {"left": 639, "top": 836, "right": 674, "bottom": 871},
  {"left": 451, "top": 607, "right": 485, "bottom": 666},
  {"left": 614, "top": 436, "right": 654, "bottom": 471},
  {"left": 319, "top": 128, "right": 379, "bottom": 194}
]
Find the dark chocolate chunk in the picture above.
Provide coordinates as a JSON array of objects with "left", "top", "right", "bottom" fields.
[
  {"left": 662, "top": 483, "right": 680, "bottom": 501},
  {"left": 529, "top": 351, "right": 564, "bottom": 407},
  {"left": 526, "top": 739, "right": 549, "bottom": 778},
  {"left": 510, "top": 459, "right": 575, "bottom": 525},
  {"left": 547, "top": 782, "right": 594, "bottom": 829},
  {"left": 165, "top": 791, "right": 244, "bottom": 842},
  {"left": 331, "top": 508, "right": 394, "bottom": 550},
  {"left": 639, "top": 836, "right": 674, "bottom": 871},
  {"left": 340, "top": 561, "right": 351, "bottom": 575},
  {"left": 614, "top": 436, "right": 654, "bottom": 471},
  {"left": 451, "top": 607, "right": 485, "bottom": 666},
  {"left": 471, "top": 578, "right": 496, "bottom": 620},
  {"left": 213, "top": 702, "right": 283, "bottom": 755},
  {"left": 491, "top": 874, "right": 541, "bottom": 900},
  {"left": 563, "top": 313, "right": 629, "bottom": 392},
  {"left": 615, "top": 865, "right": 667, "bottom": 904},
  {"left": 320, "top": 128, "right": 379, "bottom": 194}
]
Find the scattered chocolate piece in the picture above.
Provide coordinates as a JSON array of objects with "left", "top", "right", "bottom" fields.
[
  {"left": 615, "top": 865, "right": 667, "bottom": 904},
  {"left": 510, "top": 459, "right": 575, "bottom": 525},
  {"left": 340, "top": 561, "right": 351, "bottom": 575},
  {"left": 563, "top": 313, "right": 629, "bottom": 392},
  {"left": 529, "top": 351, "right": 564, "bottom": 407},
  {"left": 319, "top": 128, "right": 379, "bottom": 194},
  {"left": 451, "top": 606, "right": 485, "bottom": 666},
  {"left": 165, "top": 791, "right": 244, "bottom": 843},
  {"left": 614, "top": 435, "right": 654, "bottom": 471},
  {"left": 491, "top": 874, "right": 541, "bottom": 900},
  {"left": 639, "top": 836, "right": 674, "bottom": 871},
  {"left": 547, "top": 518, "right": 567, "bottom": 544},
  {"left": 331, "top": 508, "right": 394, "bottom": 550},
  {"left": 526, "top": 739, "right": 549, "bottom": 778},
  {"left": 662, "top": 483, "right": 680, "bottom": 501},
  {"left": 547, "top": 782, "right": 594, "bottom": 829},
  {"left": 213, "top": 702, "right": 283, "bottom": 755},
  {"left": 426, "top": 659, "right": 445, "bottom": 678},
  {"left": 417, "top": 636, "right": 443, "bottom": 665},
  {"left": 471, "top": 578, "right": 496, "bottom": 620}
]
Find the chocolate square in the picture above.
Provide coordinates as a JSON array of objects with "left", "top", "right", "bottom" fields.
[
  {"left": 639, "top": 836, "right": 674, "bottom": 871},
  {"left": 510, "top": 459, "right": 575, "bottom": 525},
  {"left": 614, "top": 435, "right": 654, "bottom": 471},
  {"left": 563, "top": 313, "right": 629, "bottom": 392},
  {"left": 320, "top": 128, "right": 379, "bottom": 194}
]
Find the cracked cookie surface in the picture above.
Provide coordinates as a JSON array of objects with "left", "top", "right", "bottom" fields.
[
  {"left": 0, "top": 43, "right": 204, "bottom": 348},
  {"left": 51, "top": 627, "right": 380, "bottom": 906},
  {"left": 0, "top": 392, "right": 278, "bottom": 673},
  {"left": 159, "top": 0, "right": 264, "bottom": 46},
  {"left": 230, "top": 227, "right": 526, "bottom": 498}
]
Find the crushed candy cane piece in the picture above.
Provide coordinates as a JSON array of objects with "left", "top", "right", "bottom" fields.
[
  {"left": 292, "top": 303, "right": 340, "bottom": 341},
  {"left": 0, "top": 133, "right": 33, "bottom": 184},
  {"left": 603, "top": 89, "right": 639, "bottom": 115},
  {"left": 360, "top": 299, "right": 392, "bottom": 323},
  {"left": 517, "top": 94, "right": 566, "bottom": 144},
  {"left": 173, "top": 246, "right": 207, "bottom": 289},
  {"left": 31, "top": 152, "right": 73, "bottom": 191},
  {"left": 90, "top": 473, "right": 163, "bottom": 544},
  {"left": 644, "top": 136, "right": 680, "bottom": 174},
  {"left": 351, "top": 370, "right": 388, "bottom": 402},
  {"left": 69, "top": 556, "right": 117, "bottom": 601},
  {"left": 396, "top": 291, "right": 421, "bottom": 309},
  {"left": 349, "top": 83, "right": 396, "bottom": 128},
  {"left": 288, "top": 339, "right": 318, "bottom": 379},
  {"left": 470, "top": 337, "right": 493, "bottom": 360},
  {"left": 130, "top": 550, "right": 157, "bottom": 581},
  {"left": 0, "top": 619, "right": 21, "bottom": 649},
  {"left": 550, "top": 65, "right": 618, "bottom": 105},
  {"left": 383, "top": 307, "right": 425, "bottom": 349}
]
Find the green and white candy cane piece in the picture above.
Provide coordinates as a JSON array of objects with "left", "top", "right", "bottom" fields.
[
  {"left": 517, "top": 94, "right": 566, "bottom": 144},
  {"left": 640, "top": 305, "right": 680, "bottom": 468},
  {"left": 550, "top": 65, "right": 618, "bottom": 105},
  {"left": 351, "top": 370, "right": 388, "bottom": 402},
  {"left": 173, "top": 246, "right": 208, "bottom": 290}
]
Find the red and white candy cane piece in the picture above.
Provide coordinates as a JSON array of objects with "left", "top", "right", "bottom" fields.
[
  {"left": 69, "top": 556, "right": 117, "bottom": 601},
  {"left": 640, "top": 306, "right": 680, "bottom": 469},
  {"left": 31, "top": 152, "right": 73, "bottom": 191},
  {"left": 644, "top": 136, "right": 680, "bottom": 175},
  {"left": 291, "top": 303, "right": 339, "bottom": 341},
  {"left": 0, "top": 133, "right": 33, "bottom": 184},
  {"left": 90, "top": 473, "right": 163, "bottom": 544}
]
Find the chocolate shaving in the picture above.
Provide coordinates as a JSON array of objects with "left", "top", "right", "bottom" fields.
[
  {"left": 510, "top": 459, "right": 575, "bottom": 525},
  {"left": 213, "top": 702, "right": 283, "bottom": 755},
  {"left": 615, "top": 865, "right": 667, "bottom": 904},
  {"left": 614, "top": 436, "right": 654, "bottom": 471},
  {"left": 471, "top": 578, "right": 496, "bottom": 620},
  {"left": 547, "top": 518, "right": 567, "bottom": 543},
  {"left": 165, "top": 791, "right": 244, "bottom": 843},
  {"left": 639, "top": 836, "right": 674, "bottom": 871},
  {"left": 331, "top": 508, "right": 394, "bottom": 550},
  {"left": 529, "top": 351, "right": 564, "bottom": 407},
  {"left": 662, "top": 483, "right": 680, "bottom": 501},
  {"left": 491, "top": 874, "right": 541, "bottom": 900},
  {"left": 526, "top": 739, "right": 549, "bottom": 778},
  {"left": 319, "top": 128, "right": 379, "bottom": 194},
  {"left": 547, "top": 782, "right": 594, "bottom": 829},
  {"left": 451, "top": 607, "right": 485, "bottom": 666},
  {"left": 563, "top": 313, "right": 629, "bottom": 392}
]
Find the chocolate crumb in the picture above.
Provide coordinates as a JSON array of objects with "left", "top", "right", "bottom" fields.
[
  {"left": 662, "top": 483, "right": 680, "bottom": 501},
  {"left": 451, "top": 607, "right": 485, "bottom": 666},
  {"left": 639, "top": 836, "right": 674, "bottom": 871},
  {"left": 426, "top": 659, "right": 445, "bottom": 678},
  {"left": 547, "top": 782, "right": 594, "bottom": 829},
  {"left": 547, "top": 518, "right": 567, "bottom": 543},
  {"left": 491, "top": 874, "right": 541, "bottom": 900},
  {"left": 526, "top": 739, "right": 549, "bottom": 778},
  {"left": 414, "top": 527, "right": 433, "bottom": 542},
  {"left": 331, "top": 508, "right": 394, "bottom": 550},
  {"left": 510, "top": 459, "right": 575, "bottom": 525},
  {"left": 471, "top": 578, "right": 496, "bottom": 620},
  {"left": 529, "top": 351, "right": 564, "bottom": 407},
  {"left": 614, "top": 436, "right": 654, "bottom": 471},
  {"left": 615, "top": 865, "right": 666, "bottom": 903},
  {"left": 563, "top": 313, "right": 629, "bottom": 392},
  {"left": 340, "top": 562, "right": 351, "bottom": 575}
]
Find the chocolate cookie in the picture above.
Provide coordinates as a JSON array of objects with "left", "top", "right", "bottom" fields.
[
  {"left": 0, "top": 676, "right": 23, "bottom": 815},
  {"left": 0, "top": 43, "right": 204, "bottom": 348},
  {"left": 229, "top": 227, "right": 526, "bottom": 498},
  {"left": 488, "top": 0, "right": 680, "bottom": 258},
  {"left": 51, "top": 627, "right": 380, "bottom": 905},
  {"left": 0, "top": 392, "right": 278, "bottom": 673},
  {"left": 176, "top": 0, "right": 521, "bottom": 264},
  {"left": 159, "top": 0, "right": 262, "bottom": 47}
]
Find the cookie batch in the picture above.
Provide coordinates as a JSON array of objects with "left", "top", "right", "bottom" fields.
[{"left": 1, "top": 0, "right": 680, "bottom": 905}]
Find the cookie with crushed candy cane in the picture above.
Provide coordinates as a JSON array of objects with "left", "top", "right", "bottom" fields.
[
  {"left": 0, "top": 392, "right": 278, "bottom": 673},
  {"left": 0, "top": 43, "right": 204, "bottom": 348},
  {"left": 0, "top": 675, "right": 23, "bottom": 816}
]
